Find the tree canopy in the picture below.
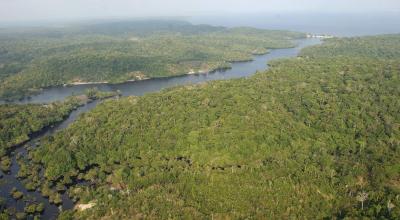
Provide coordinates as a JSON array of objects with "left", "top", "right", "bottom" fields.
[
  {"left": 0, "top": 20, "right": 304, "bottom": 100},
  {"left": 19, "top": 35, "right": 400, "bottom": 219}
]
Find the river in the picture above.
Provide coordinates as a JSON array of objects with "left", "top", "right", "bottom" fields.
[
  {"left": 0, "top": 100, "right": 100, "bottom": 219},
  {"left": 15, "top": 38, "right": 320, "bottom": 104},
  {"left": 0, "top": 37, "right": 321, "bottom": 219}
]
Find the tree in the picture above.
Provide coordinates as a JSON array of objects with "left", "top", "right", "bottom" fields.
[{"left": 356, "top": 192, "right": 368, "bottom": 210}]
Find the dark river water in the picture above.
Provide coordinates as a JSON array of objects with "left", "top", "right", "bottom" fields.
[
  {"left": 16, "top": 38, "right": 321, "bottom": 104},
  {"left": 0, "top": 100, "right": 100, "bottom": 219},
  {"left": 0, "top": 37, "right": 321, "bottom": 219}
]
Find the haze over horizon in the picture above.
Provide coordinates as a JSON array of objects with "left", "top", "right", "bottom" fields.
[{"left": 0, "top": 0, "right": 399, "bottom": 23}]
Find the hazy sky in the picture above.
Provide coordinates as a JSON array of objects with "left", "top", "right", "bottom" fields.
[{"left": 1, "top": 0, "right": 399, "bottom": 22}]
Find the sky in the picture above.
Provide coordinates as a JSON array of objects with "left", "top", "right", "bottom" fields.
[{"left": 0, "top": 0, "right": 399, "bottom": 23}]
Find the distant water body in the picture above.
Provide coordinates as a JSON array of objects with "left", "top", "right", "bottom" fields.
[
  {"left": 8, "top": 38, "right": 320, "bottom": 104},
  {"left": 188, "top": 12, "right": 400, "bottom": 37},
  {"left": 0, "top": 39, "right": 321, "bottom": 219}
]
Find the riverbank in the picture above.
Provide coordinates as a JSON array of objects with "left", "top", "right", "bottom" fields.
[
  {"left": 64, "top": 50, "right": 272, "bottom": 84},
  {"left": 0, "top": 94, "right": 121, "bottom": 219},
  {"left": 0, "top": 90, "right": 120, "bottom": 160},
  {"left": 23, "top": 33, "right": 400, "bottom": 219},
  {"left": 2, "top": 38, "right": 321, "bottom": 105},
  {"left": 0, "top": 37, "right": 322, "bottom": 219}
]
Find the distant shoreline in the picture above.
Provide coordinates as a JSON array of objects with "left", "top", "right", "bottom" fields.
[
  {"left": 66, "top": 81, "right": 108, "bottom": 86},
  {"left": 62, "top": 48, "right": 279, "bottom": 87},
  {"left": 306, "top": 34, "right": 335, "bottom": 39},
  {"left": 2, "top": 37, "right": 311, "bottom": 102}
]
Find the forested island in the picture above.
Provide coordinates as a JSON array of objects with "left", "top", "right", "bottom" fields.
[
  {"left": 0, "top": 33, "right": 397, "bottom": 219},
  {"left": 0, "top": 20, "right": 304, "bottom": 100}
]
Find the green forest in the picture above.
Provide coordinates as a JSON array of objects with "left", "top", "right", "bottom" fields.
[
  {"left": 8, "top": 35, "right": 397, "bottom": 219},
  {"left": 0, "top": 20, "right": 304, "bottom": 100},
  {"left": 0, "top": 89, "right": 118, "bottom": 173},
  {"left": 0, "top": 97, "right": 82, "bottom": 176}
]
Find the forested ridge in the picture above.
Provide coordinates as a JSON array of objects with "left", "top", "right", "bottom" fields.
[
  {"left": 5, "top": 34, "right": 397, "bottom": 219},
  {"left": 0, "top": 20, "right": 304, "bottom": 100}
]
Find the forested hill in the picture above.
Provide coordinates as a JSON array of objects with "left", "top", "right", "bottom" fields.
[
  {"left": 18, "top": 35, "right": 400, "bottom": 219},
  {"left": 0, "top": 20, "right": 304, "bottom": 100}
]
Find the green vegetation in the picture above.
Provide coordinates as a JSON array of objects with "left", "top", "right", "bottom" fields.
[
  {"left": 301, "top": 34, "right": 400, "bottom": 59},
  {"left": 0, "top": 197, "right": 6, "bottom": 219},
  {"left": 0, "top": 88, "right": 119, "bottom": 160},
  {"left": 0, "top": 157, "right": 11, "bottom": 173},
  {"left": 0, "top": 213, "right": 7, "bottom": 220},
  {"left": 84, "top": 87, "right": 121, "bottom": 100},
  {"left": 0, "top": 20, "right": 304, "bottom": 100},
  {"left": 17, "top": 35, "right": 399, "bottom": 219},
  {"left": 0, "top": 96, "right": 86, "bottom": 158},
  {"left": 1, "top": 207, "right": 13, "bottom": 220},
  {"left": 10, "top": 188, "right": 23, "bottom": 200},
  {"left": 15, "top": 212, "right": 26, "bottom": 220},
  {"left": 24, "top": 203, "right": 44, "bottom": 215}
]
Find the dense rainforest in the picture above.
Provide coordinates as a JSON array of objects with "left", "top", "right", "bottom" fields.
[
  {"left": 0, "top": 88, "right": 118, "bottom": 173},
  {"left": 0, "top": 97, "right": 84, "bottom": 173},
  {"left": 0, "top": 20, "right": 304, "bottom": 100},
  {"left": 4, "top": 35, "right": 396, "bottom": 219}
]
